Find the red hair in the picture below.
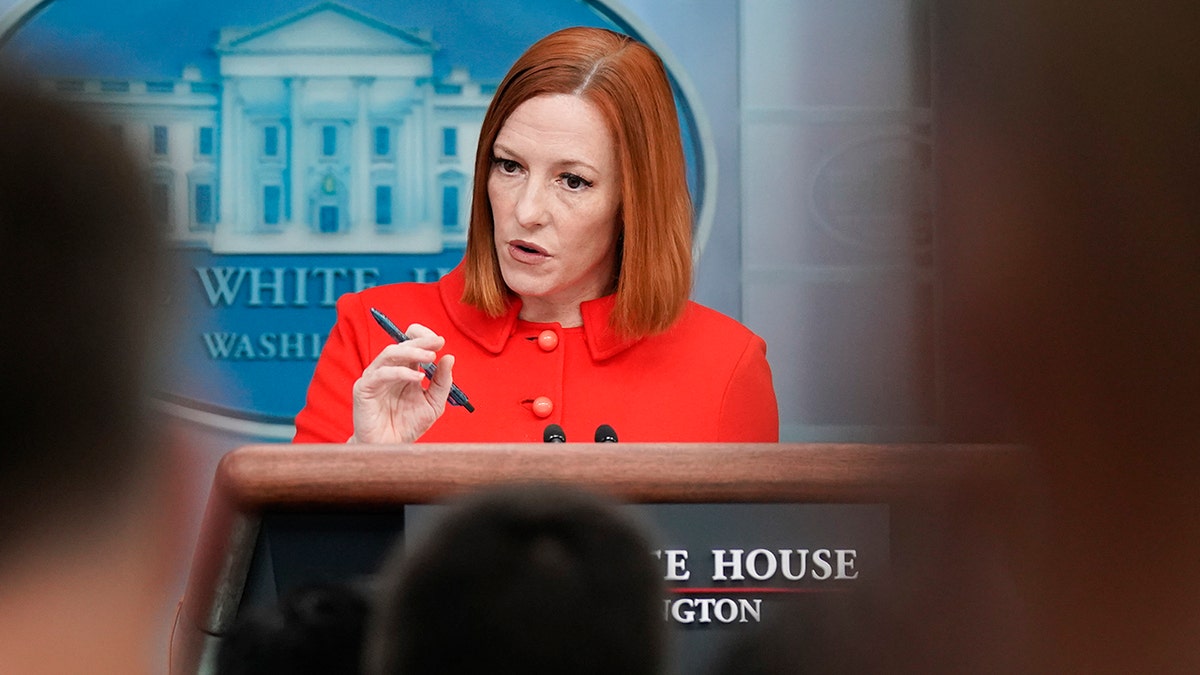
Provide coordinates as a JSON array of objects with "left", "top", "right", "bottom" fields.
[{"left": 462, "top": 26, "right": 693, "bottom": 337}]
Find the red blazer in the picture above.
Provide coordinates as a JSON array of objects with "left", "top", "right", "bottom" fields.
[{"left": 293, "top": 266, "right": 779, "bottom": 443}]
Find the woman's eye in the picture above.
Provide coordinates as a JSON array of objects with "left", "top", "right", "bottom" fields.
[
  {"left": 495, "top": 158, "right": 520, "bottom": 174},
  {"left": 561, "top": 173, "right": 592, "bottom": 190}
]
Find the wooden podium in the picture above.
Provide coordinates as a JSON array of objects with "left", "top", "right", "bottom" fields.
[{"left": 169, "top": 442, "right": 1032, "bottom": 674}]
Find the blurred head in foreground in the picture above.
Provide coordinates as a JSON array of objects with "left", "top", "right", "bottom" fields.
[
  {"left": 366, "top": 482, "right": 667, "bottom": 675},
  {"left": 0, "top": 67, "right": 182, "bottom": 674}
]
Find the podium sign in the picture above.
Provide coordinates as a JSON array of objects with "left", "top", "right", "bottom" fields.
[{"left": 407, "top": 501, "right": 890, "bottom": 673}]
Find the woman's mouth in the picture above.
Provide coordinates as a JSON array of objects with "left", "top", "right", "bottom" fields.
[{"left": 508, "top": 240, "right": 549, "bottom": 263}]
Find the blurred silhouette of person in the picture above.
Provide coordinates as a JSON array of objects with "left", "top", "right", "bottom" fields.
[
  {"left": 214, "top": 582, "right": 370, "bottom": 675},
  {"left": 364, "top": 482, "right": 667, "bottom": 675},
  {"left": 932, "top": 1, "right": 1200, "bottom": 673},
  {"left": 710, "top": 2, "right": 1200, "bottom": 673},
  {"left": 0, "top": 67, "right": 184, "bottom": 674}
]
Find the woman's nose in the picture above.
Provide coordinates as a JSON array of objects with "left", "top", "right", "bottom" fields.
[{"left": 514, "top": 181, "right": 549, "bottom": 229}]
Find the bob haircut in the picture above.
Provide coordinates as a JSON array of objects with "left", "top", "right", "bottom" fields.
[{"left": 462, "top": 26, "right": 693, "bottom": 338}]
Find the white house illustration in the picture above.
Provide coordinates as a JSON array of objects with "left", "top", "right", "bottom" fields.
[{"left": 42, "top": 2, "right": 493, "bottom": 254}]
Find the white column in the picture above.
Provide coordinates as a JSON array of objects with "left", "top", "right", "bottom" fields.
[
  {"left": 289, "top": 77, "right": 305, "bottom": 230},
  {"left": 219, "top": 79, "right": 240, "bottom": 229},
  {"left": 354, "top": 78, "right": 372, "bottom": 231}
]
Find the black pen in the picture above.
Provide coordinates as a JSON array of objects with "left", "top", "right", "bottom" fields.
[{"left": 370, "top": 307, "right": 475, "bottom": 413}]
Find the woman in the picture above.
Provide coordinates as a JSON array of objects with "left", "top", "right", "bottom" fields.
[{"left": 293, "top": 26, "right": 777, "bottom": 444}]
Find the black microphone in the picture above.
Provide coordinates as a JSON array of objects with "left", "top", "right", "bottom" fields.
[
  {"left": 543, "top": 423, "right": 566, "bottom": 443},
  {"left": 594, "top": 424, "right": 618, "bottom": 443}
]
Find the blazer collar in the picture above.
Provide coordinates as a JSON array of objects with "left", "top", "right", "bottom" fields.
[{"left": 439, "top": 265, "right": 640, "bottom": 361}]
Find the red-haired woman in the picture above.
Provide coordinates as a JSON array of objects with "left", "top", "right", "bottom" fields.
[{"left": 294, "top": 27, "right": 777, "bottom": 444}]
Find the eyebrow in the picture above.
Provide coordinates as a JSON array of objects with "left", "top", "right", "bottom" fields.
[{"left": 492, "top": 142, "right": 601, "bottom": 176}]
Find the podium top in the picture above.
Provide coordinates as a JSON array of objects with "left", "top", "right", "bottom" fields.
[{"left": 217, "top": 442, "right": 1033, "bottom": 508}]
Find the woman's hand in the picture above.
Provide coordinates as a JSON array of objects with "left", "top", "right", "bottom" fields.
[{"left": 349, "top": 323, "right": 456, "bottom": 443}]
